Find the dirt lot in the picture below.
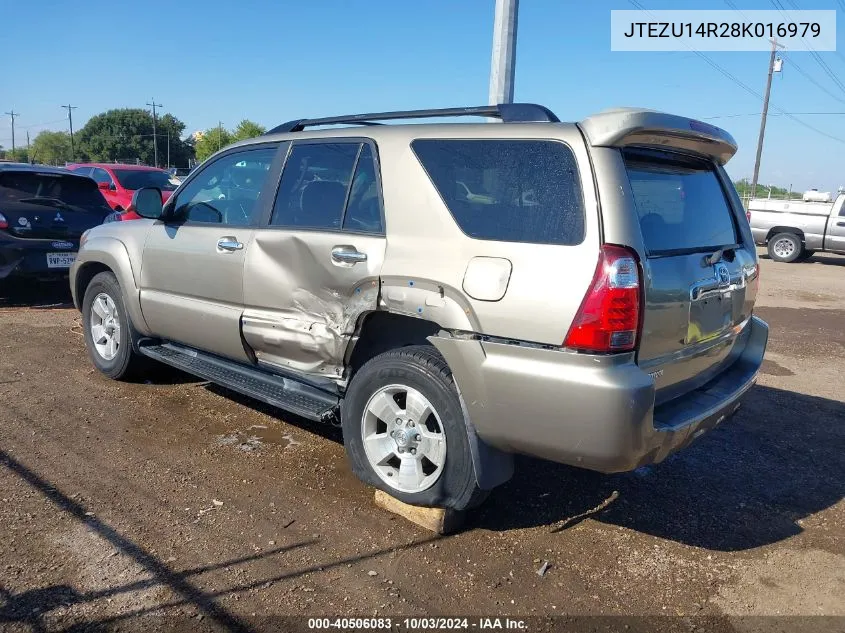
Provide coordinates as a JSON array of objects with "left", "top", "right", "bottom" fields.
[{"left": 1, "top": 251, "right": 843, "bottom": 632}]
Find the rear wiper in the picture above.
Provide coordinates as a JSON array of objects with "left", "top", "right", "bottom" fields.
[
  {"left": 703, "top": 246, "right": 737, "bottom": 266},
  {"left": 18, "top": 197, "right": 70, "bottom": 208}
]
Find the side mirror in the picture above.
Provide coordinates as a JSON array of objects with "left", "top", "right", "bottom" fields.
[
  {"left": 128, "top": 187, "right": 164, "bottom": 219},
  {"left": 97, "top": 181, "right": 112, "bottom": 191}
]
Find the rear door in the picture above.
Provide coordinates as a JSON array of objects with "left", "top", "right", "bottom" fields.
[
  {"left": 241, "top": 139, "right": 386, "bottom": 377},
  {"left": 139, "top": 144, "right": 283, "bottom": 361},
  {"left": 0, "top": 170, "right": 111, "bottom": 240},
  {"left": 823, "top": 197, "right": 845, "bottom": 252},
  {"left": 621, "top": 149, "right": 758, "bottom": 403}
]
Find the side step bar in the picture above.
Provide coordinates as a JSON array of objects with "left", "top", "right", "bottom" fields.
[{"left": 138, "top": 342, "right": 340, "bottom": 423}]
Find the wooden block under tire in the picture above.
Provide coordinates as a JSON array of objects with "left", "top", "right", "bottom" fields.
[{"left": 373, "top": 490, "right": 465, "bottom": 534}]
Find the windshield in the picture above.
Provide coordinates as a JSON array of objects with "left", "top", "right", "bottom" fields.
[
  {"left": 0, "top": 172, "right": 109, "bottom": 210},
  {"left": 112, "top": 169, "right": 178, "bottom": 191},
  {"left": 624, "top": 150, "right": 738, "bottom": 255}
]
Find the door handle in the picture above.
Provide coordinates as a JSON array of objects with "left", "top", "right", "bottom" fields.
[
  {"left": 331, "top": 246, "right": 367, "bottom": 264},
  {"left": 217, "top": 238, "right": 243, "bottom": 252},
  {"left": 837, "top": 221, "right": 845, "bottom": 227}
]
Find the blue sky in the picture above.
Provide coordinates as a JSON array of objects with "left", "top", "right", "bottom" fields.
[{"left": 3, "top": 0, "right": 845, "bottom": 191}]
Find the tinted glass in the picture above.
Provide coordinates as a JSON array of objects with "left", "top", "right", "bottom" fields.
[
  {"left": 343, "top": 144, "right": 382, "bottom": 232},
  {"left": 271, "top": 143, "right": 360, "bottom": 229},
  {"left": 172, "top": 147, "right": 277, "bottom": 225},
  {"left": 113, "top": 169, "right": 177, "bottom": 191},
  {"left": 91, "top": 168, "right": 112, "bottom": 185},
  {"left": 411, "top": 139, "right": 585, "bottom": 245},
  {"left": 71, "top": 166, "right": 93, "bottom": 177},
  {"left": 624, "top": 150, "right": 738, "bottom": 254},
  {"left": 0, "top": 172, "right": 109, "bottom": 210}
]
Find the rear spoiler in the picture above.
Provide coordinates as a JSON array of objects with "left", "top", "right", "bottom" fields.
[{"left": 578, "top": 108, "right": 738, "bottom": 165}]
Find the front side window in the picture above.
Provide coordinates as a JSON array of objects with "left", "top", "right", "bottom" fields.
[
  {"left": 412, "top": 139, "right": 585, "bottom": 245},
  {"left": 113, "top": 169, "right": 178, "bottom": 192},
  {"left": 171, "top": 147, "right": 277, "bottom": 225}
]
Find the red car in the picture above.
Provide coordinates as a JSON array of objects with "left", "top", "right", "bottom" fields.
[{"left": 66, "top": 163, "right": 178, "bottom": 220}]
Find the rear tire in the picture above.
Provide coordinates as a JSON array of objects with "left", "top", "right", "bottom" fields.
[
  {"left": 341, "top": 345, "right": 487, "bottom": 511},
  {"left": 81, "top": 271, "right": 148, "bottom": 380},
  {"left": 768, "top": 232, "right": 803, "bottom": 263}
]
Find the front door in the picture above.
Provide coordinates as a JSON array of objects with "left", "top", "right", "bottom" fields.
[
  {"left": 139, "top": 144, "right": 283, "bottom": 362},
  {"left": 242, "top": 140, "right": 386, "bottom": 377}
]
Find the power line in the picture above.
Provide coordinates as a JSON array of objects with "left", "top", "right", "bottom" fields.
[
  {"left": 705, "top": 112, "right": 845, "bottom": 119},
  {"left": 628, "top": 0, "right": 845, "bottom": 145},
  {"left": 779, "top": 51, "right": 845, "bottom": 104}
]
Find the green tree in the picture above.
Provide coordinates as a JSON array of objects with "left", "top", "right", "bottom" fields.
[
  {"left": 232, "top": 119, "right": 266, "bottom": 142},
  {"left": 195, "top": 126, "right": 234, "bottom": 163},
  {"left": 31, "top": 131, "right": 73, "bottom": 165},
  {"left": 75, "top": 108, "right": 194, "bottom": 168},
  {"left": 7, "top": 148, "right": 29, "bottom": 163}
]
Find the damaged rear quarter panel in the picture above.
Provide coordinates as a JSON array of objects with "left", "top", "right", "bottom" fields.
[{"left": 241, "top": 229, "right": 385, "bottom": 377}]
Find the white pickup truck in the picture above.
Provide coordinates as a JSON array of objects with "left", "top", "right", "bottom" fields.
[{"left": 749, "top": 194, "right": 845, "bottom": 262}]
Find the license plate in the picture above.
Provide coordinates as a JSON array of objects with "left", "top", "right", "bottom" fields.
[{"left": 46, "top": 252, "right": 76, "bottom": 268}]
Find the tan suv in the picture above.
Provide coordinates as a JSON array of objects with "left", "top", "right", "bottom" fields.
[{"left": 70, "top": 104, "right": 768, "bottom": 510}]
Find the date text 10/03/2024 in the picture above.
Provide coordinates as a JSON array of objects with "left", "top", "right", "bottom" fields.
[{"left": 307, "top": 618, "right": 528, "bottom": 630}]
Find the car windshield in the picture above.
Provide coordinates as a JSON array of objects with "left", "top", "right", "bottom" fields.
[
  {"left": 0, "top": 171, "right": 109, "bottom": 210},
  {"left": 112, "top": 169, "right": 178, "bottom": 191}
]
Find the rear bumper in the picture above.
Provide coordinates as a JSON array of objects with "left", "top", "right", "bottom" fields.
[
  {"left": 431, "top": 315, "right": 768, "bottom": 473},
  {"left": 0, "top": 234, "right": 78, "bottom": 280}
]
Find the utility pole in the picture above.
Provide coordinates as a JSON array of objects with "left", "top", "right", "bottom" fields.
[
  {"left": 750, "top": 39, "right": 784, "bottom": 199},
  {"left": 26, "top": 131, "right": 30, "bottom": 162},
  {"left": 4, "top": 110, "right": 19, "bottom": 152},
  {"left": 146, "top": 99, "right": 162, "bottom": 167},
  {"left": 489, "top": 0, "right": 519, "bottom": 106},
  {"left": 61, "top": 104, "right": 77, "bottom": 160}
]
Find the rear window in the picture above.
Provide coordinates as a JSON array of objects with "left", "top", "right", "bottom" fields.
[
  {"left": 412, "top": 139, "right": 585, "bottom": 245},
  {"left": 624, "top": 150, "right": 738, "bottom": 254},
  {"left": 0, "top": 171, "right": 108, "bottom": 210}
]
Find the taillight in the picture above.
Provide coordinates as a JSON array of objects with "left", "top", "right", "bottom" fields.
[
  {"left": 0, "top": 212, "right": 7, "bottom": 229},
  {"left": 564, "top": 244, "right": 642, "bottom": 353}
]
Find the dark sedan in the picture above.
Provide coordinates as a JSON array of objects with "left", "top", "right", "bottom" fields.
[{"left": 0, "top": 164, "right": 113, "bottom": 282}]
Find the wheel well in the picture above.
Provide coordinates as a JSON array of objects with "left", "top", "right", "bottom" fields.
[
  {"left": 347, "top": 312, "right": 442, "bottom": 377},
  {"left": 766, "top": 226, "right": 804, "bottom": 243},
  {"left": 74, "top": 262, "right": 112, "bottom": 309}
]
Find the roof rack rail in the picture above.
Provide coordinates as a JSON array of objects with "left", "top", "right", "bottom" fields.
[{"left": 265, "top": 103, "right": 559, "bottom": 135}]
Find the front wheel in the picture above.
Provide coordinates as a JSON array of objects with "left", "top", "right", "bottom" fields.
[
  {"left": 81, "top": 271, "right": 148, "bottom": 380},
  {"left": 768, "top": 232, "right": 803, "bottom": 263},
  {"left": 341, "top": 346, "right": 487, "bottom": 511}
]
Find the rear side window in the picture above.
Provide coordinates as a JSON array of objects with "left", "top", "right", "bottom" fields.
[
  {"left": 0, "top": 172, "right": 108, "bottom": 210},
  {"left": 411, "top": 139, "right": 585, "bottom": 245},
  {"left": 624, "top": 150, "right": 738, "bottom": 254},
  {"left": 271, "top": 142, "right": 383, "bottom": 233}
]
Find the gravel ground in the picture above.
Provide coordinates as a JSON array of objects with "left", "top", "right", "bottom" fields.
[{"left": 0, "top": 250, "right": 843, "bottom": 632}]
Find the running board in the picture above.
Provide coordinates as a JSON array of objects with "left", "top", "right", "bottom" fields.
[{"left": 138, "top": 342, "right": 340, "bottom": 423}]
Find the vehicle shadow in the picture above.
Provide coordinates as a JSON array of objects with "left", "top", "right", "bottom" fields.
[
  {"left": 471, "top": 385, "right": 844, "bottom": 551},
  {"left": 0, "top": 447, "right": 437, "bottom": 632},
  {"left": 0, "top": 278, "right": 74, "bottom": 309},
  {"left": 204, "top": 384, "right": 344, "bottom": 444}
]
